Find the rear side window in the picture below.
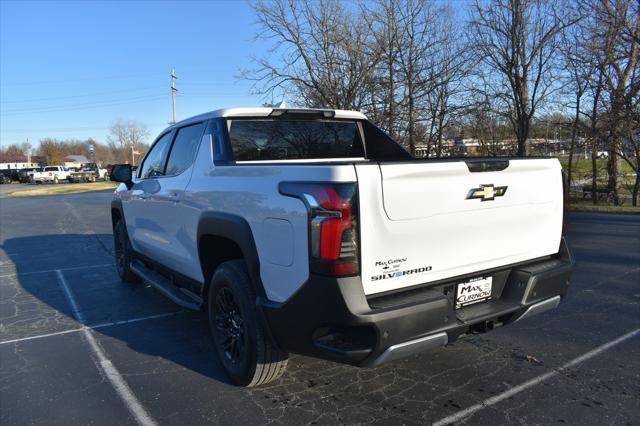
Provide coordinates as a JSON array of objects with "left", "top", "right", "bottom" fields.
[
  {"left": 140, "top": 132, "right": 173, "bottom": 179},
  {"left": 227, "top": 120, "right": 364, "bottom": 161},
  {"left": 45, "top": 166, "right": 57, "bottom": 171},
  {"left": 165, "top": 122, "right": 205, "bottom": 176}
]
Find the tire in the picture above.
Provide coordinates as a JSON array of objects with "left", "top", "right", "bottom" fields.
[
  {"left": 208, "top": 260, "right": 288, "bottom": 387},
  {"left": 113, "top": 220, "right": 140, "bottom": 283}
]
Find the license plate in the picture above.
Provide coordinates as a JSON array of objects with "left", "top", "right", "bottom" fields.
[{"left": 455, "top": 277, "right": 493, "bottom": 309}]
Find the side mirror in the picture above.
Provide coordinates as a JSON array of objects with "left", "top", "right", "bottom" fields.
[{"left": 111, "top": 164, "right": 133, "bottom": 189}]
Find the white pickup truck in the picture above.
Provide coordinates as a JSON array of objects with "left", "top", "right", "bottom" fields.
[
  {"left": 68, "top": 163, "right": 109, "bottom": 183},
  {"left": 29, "top": 166, "right": 71, "bottom": 184},
  {"left": 110, "top": 107, "right": 575, "bottom": 386}
]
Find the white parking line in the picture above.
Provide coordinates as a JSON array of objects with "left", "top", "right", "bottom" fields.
[
  {"left": 56, "top": 270, "right": 157, "bottom": 426},
  {"left": 0, "top": 263, "right": 113, "bottom": 278},
  {"left": 433, "top": 327, "right": 640, "bottom": 426},
  {"left": 0, "top": 311, "right": 182, "bottom": 346},
  {"left": 91, "top": 311, "right": 183, "bottom": 329},
  {"left": 0, "top": 328, "right": 84, "bottom": 346}
]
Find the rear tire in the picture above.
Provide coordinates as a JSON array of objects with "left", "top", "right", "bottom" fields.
[
  {"left": 113, "top": 220, "right": 140, "bottom": 283},
  {"left": 208, "top": 260, "right": 288, "bottom": 387}
]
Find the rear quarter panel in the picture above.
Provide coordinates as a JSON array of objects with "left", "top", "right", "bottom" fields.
[{"left": 182, "top": 139, "right": 359, "bottom": 303}]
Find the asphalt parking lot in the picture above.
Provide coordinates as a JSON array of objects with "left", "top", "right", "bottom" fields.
[{"left": 1, "top": 190, "right": 638, "bottom": 425}]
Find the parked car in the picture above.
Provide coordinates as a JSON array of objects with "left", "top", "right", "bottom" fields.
[
  {"left": 0, "top": 169, "right": 19, "bottom": 183},
  {"left": 0, "top": 170, "right": 12, "bottom": 184},
  {"left": 110, "top": 107, "right": 575, "bottom": 387},
  {"left": 68, "top": 163, "right": 109, "bottom": 183},
  {"left": 29, "top": 166, "right": 71, "bottom": 183},
  {"left": 18, "top": 168, "right": 38, "bottom": 183}
]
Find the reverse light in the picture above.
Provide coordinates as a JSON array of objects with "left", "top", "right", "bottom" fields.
[{"left": 280, "top": 182, "right": 359, "bottom": 276}]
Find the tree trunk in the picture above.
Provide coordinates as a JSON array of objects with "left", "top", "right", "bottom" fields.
[
  {"left": 591, "top": 144, "right": 598, "bottom": 205},
  {"left": 516, "top": 115, "right": 529, "bottom": 156},
  {"left": 388, "top": 57, "right": 395, "bottom": 140},
  {"left": 568, "top": 94, "right": 581, "bottom": 190},
  {"left": 607, "top": 150, "right": 619, "bottom": 205},
  {"left": 408, "top": 81, "right": 415, "bottom": 156},
  {"left": 633, "top": 169, "right": 639, "bottom": 207}
]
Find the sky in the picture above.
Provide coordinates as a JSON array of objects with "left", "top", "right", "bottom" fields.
[{"left": 0, "top": 0, "right": 274, "bottom": 149}]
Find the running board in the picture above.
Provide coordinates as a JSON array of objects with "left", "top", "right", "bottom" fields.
[{"left": 130, "top": 260, "right": 202, "bottom": 310}]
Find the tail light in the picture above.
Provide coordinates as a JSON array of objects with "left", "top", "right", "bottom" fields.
[
  {"left": 280, "top": 182, "right": 359, "bottom": 276},
  {"left": 561, "top": 170, "right": 569, "bottom": 237}
]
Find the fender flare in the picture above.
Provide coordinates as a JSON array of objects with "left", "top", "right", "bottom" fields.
[
  {"left": 197, "top": 212, "right": 266, "bottom": 299},
  {"left": 110, "top": 199, "right": 126, "bottom": 229}
]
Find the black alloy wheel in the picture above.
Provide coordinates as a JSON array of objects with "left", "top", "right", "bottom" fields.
[{"left": 214, "top": 287, "right": 247, "bottom": 365}]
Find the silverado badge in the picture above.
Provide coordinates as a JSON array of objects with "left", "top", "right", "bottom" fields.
[{"left": 467, "top": 184, "right": 507, "bottom": 201}]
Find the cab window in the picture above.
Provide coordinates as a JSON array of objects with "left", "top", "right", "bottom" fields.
[
  {"left": 165, "top": 122, "right": 205, "bottom": 176},
  {"left": 139, "top": 132, "right": 173, "bottom": 179}
]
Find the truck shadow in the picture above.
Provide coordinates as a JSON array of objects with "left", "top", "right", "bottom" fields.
[{"left": 2, "top": 233, "right": 233, "bottom": 385}]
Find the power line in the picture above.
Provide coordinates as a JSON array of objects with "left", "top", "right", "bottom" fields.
[
  {"left": 1, "top": 95, "right": 166, "bottom": 116},
  {"left": 1, "top": 122, "right": 168, "bottom": 134},
  {"left": 0, "top": 86, "right": 165, "bottom": 104},
  {"left": 0, "top": 69, "right": 239, "bottom": 87},
  {"left": 0, "top": 71, "right": 168, "bottom": 87}
]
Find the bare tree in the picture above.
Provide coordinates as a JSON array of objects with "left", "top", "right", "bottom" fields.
[
  {"left": 597, "top": 0, "right": 639, "bottom": 205},
  {"left": 464, "top": 76, "right": 515, "bottom": 156},
  {"left": 470, "top": 0, "right": 578, "bottom": 156},
  {"left": 19, "top": 142, "right": 33, "bottom": 157},
  {"left": 621, "top": 79, "right": 640, "bottom": 205},
  {"left": 107, "top": 119, "right": 149, "bottom": 149},
  {"left": 37, "top": 139, "right": 66, "bottom": 165},
  {"left": 560, "top": 15, "right": 593, "bottom": 188},
  {"left": 572, "top": 0, "right": 639, "bottom": 205},
  {"left": 393, "top": 0, "right": 437, "bottom": 154},
  {"left": 246, "top": 0, "right": 380, "bottom": 110},
  {"left": 605, "top": 0, "right": 640, "bottom": 205},
  {"left": 361, "top": 0, "right": 467, "bottom": 155},
  {"left": 0, "top": 144, "right": 25, "bottom": 157},
  {"left": 105, "top": 119, "right": 150, "bottom": 164},
  {"left": 422, "top": 5, "right": 470, "bottom": 157},
  {"left": 361, "top": 0, "right": 402, "bottom": 138}
]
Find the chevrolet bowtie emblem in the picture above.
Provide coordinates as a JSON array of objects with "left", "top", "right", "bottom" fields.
[{"left": 467, "top": 184, "right": 508, "bottom": 201}]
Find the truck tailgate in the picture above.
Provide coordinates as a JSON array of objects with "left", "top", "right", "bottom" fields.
[{"left": 355, "top": 159, "right": 563, "bottom": 296}]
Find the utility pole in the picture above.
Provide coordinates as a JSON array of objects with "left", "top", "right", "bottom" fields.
[{"left": 170, "top": 68, "right": 178, "bottom": 124}]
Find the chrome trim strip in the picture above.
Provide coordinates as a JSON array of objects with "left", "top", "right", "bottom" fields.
[
  {"left": 514, "top": 295, "right": 561, "bottom": 323},
  {"left": 367, "top": 332, "right": 448, "bottom": 368}
]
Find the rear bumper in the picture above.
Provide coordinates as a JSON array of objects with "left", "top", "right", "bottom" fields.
[{"left": 262, "top": 238, "right": 575, "bottom": 367}]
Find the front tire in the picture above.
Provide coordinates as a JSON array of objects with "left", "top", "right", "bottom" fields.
[
  {"left": 208, "top": 260, "right": 288, "bottom": 387},
  {"left": 113, "top": 220, "right": 139, "bottom": 283}
]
